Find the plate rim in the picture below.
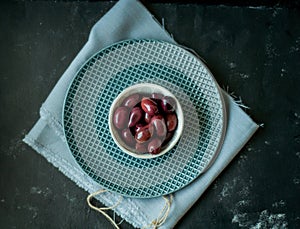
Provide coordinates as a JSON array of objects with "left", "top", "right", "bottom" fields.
[{"left": 62, "top": 38, "right": 227, "bottom": 198}]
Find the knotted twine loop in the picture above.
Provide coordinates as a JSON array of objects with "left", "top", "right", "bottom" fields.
[
  {"left": 87, "top": 189, "right": 123, "bottom": 229},
  {"left": 142, "top": 194, "right": 173, "bottom": 229},
  {"left": 87, "top": 190, "right": 172, "bottom": 229}
]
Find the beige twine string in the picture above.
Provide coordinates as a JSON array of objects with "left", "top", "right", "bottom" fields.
[
  {"left": 87, "top": 189, "right": 123, "bottom": 229},
  {"left": 142, "top": 194, "right": 173, "bottom": 229},
  {"left": 87, "top": 190, "right": 172, "bottom": 229}
]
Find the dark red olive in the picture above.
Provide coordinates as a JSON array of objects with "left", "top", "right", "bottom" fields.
[
  {"left": 135, "top": 126, "right": 152, "bottom": 143},
  {"left": 152, "top": 118, "right": 167, "bottom": 138},
  {"left": 166, "top": 113, "right": 178, "bottom": 132},
  {"left": 161, "top": 96, "right": 176, "bottom": 113},
  {"left": 122, "top": 93, "right": 140, "bottom": 108},
  {"left": 135, "top": 143, "right": 147, "bottom": 154},
  {"left": 148, "top": 138, "right": 162, "bottom": 155},
  {"left": 141, "top": 98, "right": 159, "bottom": 116},
  {"left": 144, "top": 112, "right": 153, "bottom": 124},
  {"left": 113, "top": 106, "right": 129, "bottom": 130},
  {"left": 121, "top": 128, "right": 135, "bottom": 146},
  {"left": 134, "top": 123, "right": 144, "bottom": 134},
  {"left": 128, "top": 107, "right": 143, "bottom": 127}
]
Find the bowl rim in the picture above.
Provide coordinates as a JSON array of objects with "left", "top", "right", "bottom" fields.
[{"left": 108, "top": 83, "right": 184, "bottom": 159}]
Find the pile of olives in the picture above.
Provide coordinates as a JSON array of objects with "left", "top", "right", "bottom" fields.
[{"left": 113, "top": 92, "right": 178, "bottom": 155}]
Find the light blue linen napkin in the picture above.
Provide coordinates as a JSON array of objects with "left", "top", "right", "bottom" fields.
[{"left": 23, "top": 0, "right": 259, "bottom": 228}]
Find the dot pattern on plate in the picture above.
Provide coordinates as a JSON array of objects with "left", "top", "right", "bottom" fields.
[{"left": 63, "top": 39, "right": 226, "bottom": 198}]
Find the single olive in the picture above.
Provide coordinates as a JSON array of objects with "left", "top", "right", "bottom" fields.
[
  {"left": 166, "top": 113, "right": 178, "bottom": 132},
  {"left": 152, "top": 118, "right": 167, "bottom": 138},
  {"left": 122, "top": 93, "right": 140, "bottom": 108},
  {"left": 113, "top": 106, "right": 129, "bottom": 130},
  {"left": 121, "top": 128, "right": 135, "bottom": 146},
  {"left": 141, "top": 98, "right": 159, "bottom": 116},
  {"left": 161, "top": 96, "right": 176, "bottom": 113},
  {"left": 148, "top": 138, "right": 162, "bottom": 155},
  {"left": 128, "top": 107, "right": 143, "bottom": 127},
  {"left": 135, "top": 126, "right": 152, "bottom": 143}
]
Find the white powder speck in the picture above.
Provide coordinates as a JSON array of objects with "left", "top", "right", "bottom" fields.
[
  {"left": 289, "top": 46, "right": 299, "bottom": 53},
  {"left": 272, "top": 9, "right": 279, "bottom": 18},
  {"left": 280, "top": 68, "right": 287, "bottom": 77},
  {"left": 289, "top": 37, "right": 300, "bottom": 53},
  {"left": 238, "top": 186, "right": 250, "bottom": 198},
  {"left": 23, "top": 205, "right": 39, "bottom": 219},
  {"left": 238, "top": 154, "right": 248, "bottom": 165},
  {"left": 220, "top": 184, "right": 229, "bottom": 198},
  {"left": 266, "top": 42, "right": 278, "bottom": 59},
  {"left": 293, "top": 178, "right": 300, "bottom": 185},
  {"left": 272, "top": 200, "right": 286, "bottom": 208},
  {"left": 30, "top": 187, "right": 42, "bottom": 195},
  {"left": 30, "top": 186, "right": 52, "bottom": 197},
  {"left": 60, "top": 56, "right": 67, "bottom": 61},
  {"left": 264, "top": 141, "right": 271, "bottom": 145},
  {"left": 296, "top": 152, "right": 300, "bottom": 159},
  {"left": 229, "top": 62, "right": 237, "bottom": 69},
  {"left": 232, "top": 213, "right": 253, "bottom": 227},
  {"left": 236, "top": 200, "right": 251, "bottom": 207},
  {"left": 250, "top": 210, "right": 288, "bottom": 229},
  {"left": 240, "top": 73, "right": 250, "bottom": 79},
  {"left": 63, "top": 192, "right": 77, "bottom": 203},
  {"left": 232, "top": 210, "right": 288, "bottom": 229},
  {"left": 212, "top": 181, "right": 218, "bottom": 190},
  {"left": 219, "top": 178, "right": 246, "bottom": 202},
  {"left": 240, "top": 154, "right": 248, "bottom": 160}
]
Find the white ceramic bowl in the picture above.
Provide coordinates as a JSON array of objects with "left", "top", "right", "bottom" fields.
[{"left": 108, "top": 83, "right": 184, "bottom": 159}]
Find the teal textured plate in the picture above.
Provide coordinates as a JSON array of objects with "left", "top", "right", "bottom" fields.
[{"left": 63, "top": 39, "right": 226, "bottom": 198}]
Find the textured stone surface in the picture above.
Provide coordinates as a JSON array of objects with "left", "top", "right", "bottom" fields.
[{"left": 0, "top": 1, "right": 299, "bottom": 228}]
